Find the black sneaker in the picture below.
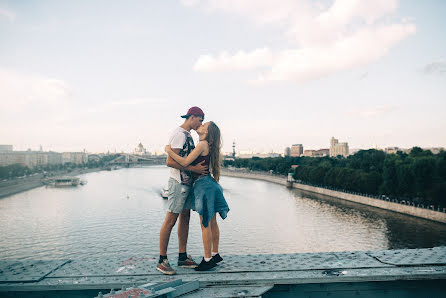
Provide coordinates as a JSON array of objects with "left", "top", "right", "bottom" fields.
[
  {"left": 194, "top": 258, "right": 217, "bottom": 271},
  {"left": 211, "top": 253, "right": 223, "bottom": 264}
]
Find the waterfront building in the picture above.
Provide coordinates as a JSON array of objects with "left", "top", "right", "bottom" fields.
[
  {"left": 47, "top": 152, "right": 63, "bottom": 165},
  {"left": 0, "top": 145, "right": 13, "bottom": 152},
  {"left": 330, "top": 137, "right": 349, "bottom": 157},
  {"left": 0, "top": 151, "right": 62, "bottom": 168},
  {"left": 62, "top": 152, "right": 88, "bottom": 165},
  {"left": 290, "top": 144, "right": 303, "bottom": 157}
]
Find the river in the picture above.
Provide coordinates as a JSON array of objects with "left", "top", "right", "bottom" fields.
[{"left": 1, "top": 166, "right": 445, "bottom": 261}]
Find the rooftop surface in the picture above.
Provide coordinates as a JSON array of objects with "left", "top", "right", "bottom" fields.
[{"left": 1, "top": 247, "right": 446, "bottom": 297}]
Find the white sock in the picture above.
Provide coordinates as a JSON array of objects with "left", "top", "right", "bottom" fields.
[
  {"left": 212, "top": 252, "right": 218, "bottom": 256},
  {"left": 204, "top": 257, "right": 212, "bottom": 262}
]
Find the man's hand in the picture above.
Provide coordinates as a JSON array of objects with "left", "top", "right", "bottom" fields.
[
  {"left": 164, "top": 145, "right": 171, "bottom": 153},
  {"left": 188, "top": 160, "right": 209, "bottom": 175}
]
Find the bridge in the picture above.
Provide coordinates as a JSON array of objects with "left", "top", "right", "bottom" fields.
[
  {"left": 107, "top": 154, "right": 167, "bottom": 166},
  {"left": 1, "top": 247, "right": 445, "bottom": 297}
]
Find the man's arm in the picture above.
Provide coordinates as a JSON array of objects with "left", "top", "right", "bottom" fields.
[{"left": 166, "top": 149, "right": 208, "bottom": 175}]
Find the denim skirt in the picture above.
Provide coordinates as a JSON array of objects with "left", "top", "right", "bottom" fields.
[{"left": 192, "top": 175, "right": 229, "bottom": 228}]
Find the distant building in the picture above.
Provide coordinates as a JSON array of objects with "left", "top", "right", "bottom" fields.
[
  {"left": 134, "top": 143, "right": 149, "bottom": 155},
  {"left": 290, "top": 144, "right": 303, "bottom": 157},
  {"left": 385, "top": 147, "right": 400, "bottom": 154},
  {"left": 0, "top": 145, "right": 13, "bottom": 152},
  {"left": 315, "top": 149, "right": 329, "bottom": 157},
  {"left": 330, "top": 137, "right": 349, "bottom": 157},
  {"left": 88, "top": 154, "right": 101, "bottom": 163},
  {"left": 303, "top": 150, "right": 315, "bottom": 157},
  {"left": 0, "top": 151, "right": 63, "bottom": 168},
  {"left": 302, "top": 149, "right": 329, "bottom": 157},
  {"left": 62, "top": 152, "right": 88, "bottom": 165},
  {"left": 425, "top": 147, "right": 445, "bottom": 154},
  {"left": 284, "top": 147, "right": 291, "bottom": 157},
  {"left": 238, "top": 152, "right": 280, "bottom": 159}
]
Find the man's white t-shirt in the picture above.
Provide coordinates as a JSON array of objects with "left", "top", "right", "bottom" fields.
[{"left": 168, "top": 127, "right": 194, "bottom": 184}]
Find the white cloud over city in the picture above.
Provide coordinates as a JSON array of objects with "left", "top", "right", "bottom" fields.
[
  {"left": 0, "top": 1, "right": 445, "bottom": 152},
  {"left": 189, "top": 0, "right": 416, "bottom": 83},
  {"left": 0, "top": 69, "right": 71, "bottom": 113}
]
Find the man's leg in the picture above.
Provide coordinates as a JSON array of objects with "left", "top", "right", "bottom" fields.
[
  {"left": 177, "top": 209, "right": 190, "bottom": 254},
  {"left": 159, "top": 211, "right": 179, "bottom": 256},
  {"left": 157, "top": 211, "right": 179, "bottom": 275}
]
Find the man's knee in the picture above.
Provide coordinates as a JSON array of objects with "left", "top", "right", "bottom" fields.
[{"left": 164, "top": 212, "right": 179, "bottom": 228}]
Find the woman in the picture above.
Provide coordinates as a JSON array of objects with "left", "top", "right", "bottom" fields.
[{"left": 165, "top": 121, "right": 229, "bottom": 271}]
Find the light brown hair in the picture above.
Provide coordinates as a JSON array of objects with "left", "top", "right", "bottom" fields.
[{"left": 207, "top": 121, "right": 222, "bottom": 182}]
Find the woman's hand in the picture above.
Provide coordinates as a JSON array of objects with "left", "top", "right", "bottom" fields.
[{"left": 164, "top": 145, "right": 172, "bottom": 154}]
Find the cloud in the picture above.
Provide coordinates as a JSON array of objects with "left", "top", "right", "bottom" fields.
[
  {"left": 0, "top": 8, "right": 15, "bottom": 22},
  {"left": 422, "top": 61, "right": 446, "bottom": 75},
  {"left": 110, "top": 97, "right": 167, "bottom": 106},
  {"left": 0, "top": 69, "right": 71, "bottom": 111},
  {"left": 194, "top": 48, "right": 273, "bottom": 72},
  {"left": 180, "top": 0, "right": 201, "bottom": 7},
  {"left": 185, "top": 0, "right": 416, "bottom": 83},
  {"left": 349, "top": 105, "right": 398, "bottom": 118}
]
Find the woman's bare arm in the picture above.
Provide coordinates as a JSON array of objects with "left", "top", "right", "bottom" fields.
[{"left": 165, "top": 142, "right": 207, "bottom": 167}]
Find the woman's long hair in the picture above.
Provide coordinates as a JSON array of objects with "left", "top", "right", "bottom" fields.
[{"left": 207, "top": 121, "right": 222, "bottom": 182}]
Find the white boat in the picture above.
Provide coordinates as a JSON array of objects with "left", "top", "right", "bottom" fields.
[
  {"left": 44, "top": 176, "right": 80, "bottom": 187},
  {"left": 161, "top": 187, "right": 168, "bottom": 199}
]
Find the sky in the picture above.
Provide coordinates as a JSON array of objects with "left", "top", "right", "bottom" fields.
[{"left": 0, "top": 0, "right": 445, "bottom": 154}]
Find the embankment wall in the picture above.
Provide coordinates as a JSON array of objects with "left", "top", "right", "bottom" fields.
[{"left": 221, "top": 169, "right": 446, "bottom": 224}]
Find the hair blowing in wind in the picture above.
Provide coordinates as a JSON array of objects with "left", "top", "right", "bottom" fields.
[{"left": 207, "top": 121, "right": 222, "bottom": 182}]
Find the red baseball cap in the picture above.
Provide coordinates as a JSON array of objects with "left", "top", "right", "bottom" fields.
[{"left": 181, "top": 106, "right": 205, "bottom": 119}]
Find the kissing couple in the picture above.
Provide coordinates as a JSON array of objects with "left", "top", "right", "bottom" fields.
[{"left": 157, "top": 106, "right": 230, "bottom": 274}]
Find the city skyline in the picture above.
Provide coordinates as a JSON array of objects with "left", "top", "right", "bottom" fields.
[{"left": 1, "top": 1, "right": 446, "bottom": 153}]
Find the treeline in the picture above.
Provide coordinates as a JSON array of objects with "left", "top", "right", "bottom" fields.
[
  {"left": 223, "top": 147, "right": 446, "bottom": 208},
  {"left": 0, "top": 154, "right": 120, "bottom": 180}
]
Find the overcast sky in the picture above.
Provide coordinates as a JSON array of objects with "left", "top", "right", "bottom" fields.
[{"left": 1, "top": 0, "right": 445, "bottom": 154}]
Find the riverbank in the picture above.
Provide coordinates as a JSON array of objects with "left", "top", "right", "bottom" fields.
[
  {"left": 0, "top": 167, "right": 104, "bottom": 199},
  {"left": 221, "top": 169, "right": 446, "bottom": 224}
]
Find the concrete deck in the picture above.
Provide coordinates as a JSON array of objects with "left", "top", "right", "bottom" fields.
[{"left": 1, "top": 247, "right": 446, "bottom": 297}]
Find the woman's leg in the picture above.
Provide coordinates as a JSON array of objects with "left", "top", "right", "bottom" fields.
[
  {"left": 210, "top": 215, "right": 219, "bottom": 254},
  {"left": 200, "top": 216, "right": 213, "bottom": 259}
]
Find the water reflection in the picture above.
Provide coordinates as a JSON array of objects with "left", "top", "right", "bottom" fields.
[
  {"left": 0, "top": 166, "right": 445, "bottom": 261},
  {"left": 297, "top": 191, "right": 446, "bottom": 249}
]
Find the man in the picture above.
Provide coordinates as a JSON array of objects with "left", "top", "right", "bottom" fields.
[{"left": 157, "top": 106, "right": 208, "bottom": 275}]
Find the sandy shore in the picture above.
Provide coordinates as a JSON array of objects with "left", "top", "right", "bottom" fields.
[{"left": 0, "top": 167, "right": 104, "bottom": 199}]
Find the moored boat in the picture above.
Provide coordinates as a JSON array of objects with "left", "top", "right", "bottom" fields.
[{"left": 160, "top": 187, "right": 168, "bottom": 199}]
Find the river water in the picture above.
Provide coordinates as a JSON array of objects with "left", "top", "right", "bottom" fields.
[{"left": 1, "top": 166, "right": 445, "bottom": 261}]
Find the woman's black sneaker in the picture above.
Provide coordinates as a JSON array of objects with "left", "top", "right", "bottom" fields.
[
  {"left": 194, "top": 258, "right": 217, "bottom": 271},
  {"left": 211, "top": 253, "right": 223, "bottom": 264}
]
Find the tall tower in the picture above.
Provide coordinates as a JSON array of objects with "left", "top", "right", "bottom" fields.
[
  {"left": 330, "top": 137, "right": 338, "bottom": 157},
  {"left": 232, "top": 141, "right": 236, "bottom": 158}
]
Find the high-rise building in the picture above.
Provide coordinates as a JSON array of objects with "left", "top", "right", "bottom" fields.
[
  {"left": 290, "top": 144, "right": 303, "bottom": 157},
  {"left": 284, "top": 147, "right": 291, "bottom": 157},
  {"left": 330, "top": 137, "right": 349, "bottom": 157}
]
